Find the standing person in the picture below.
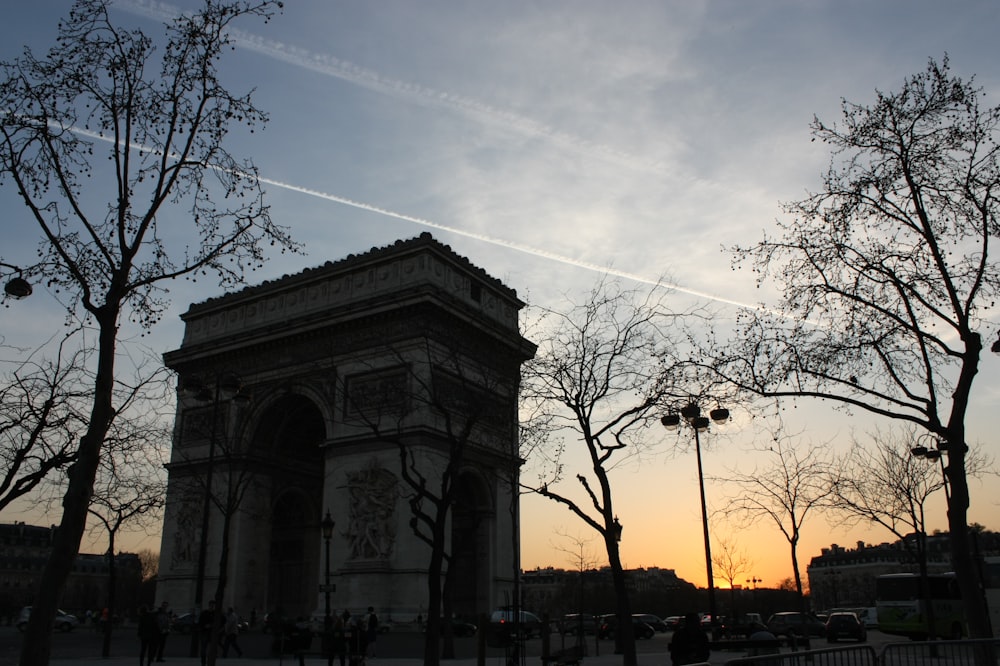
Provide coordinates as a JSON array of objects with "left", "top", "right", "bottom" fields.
[
  {"left": 330, "top": 611, "right": 347, "bottom": 666},
  {"left": 222, "top": 607, "right": 243, "bottom": 658},
  {"left": 668, "top": 613, "right": 710, "bottom": 666},
  {"left": 138, "top": 606, "right": 161, "bottom": 666},
  {"left": 364, "top": 606, "right": 378, "bottom": 658},
  {"left": 198, "top": 600, "right": 218, "bottom": 666},
  {"left": 154, "top": 601, "right": 170, "bottom": 662}
]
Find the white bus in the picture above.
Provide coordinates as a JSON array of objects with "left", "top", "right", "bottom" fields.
[{"left": 877, "top": 563, "right": 1000, "bottom": 639}]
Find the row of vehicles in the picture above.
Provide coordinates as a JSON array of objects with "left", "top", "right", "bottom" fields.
[
  {"left": 558, "top": 613, "right": 673, "bottom": 639},
  {"left": 766, "top": 611, "right": 867, "bottom": 643},
  {"left": 15, "top": 606, "right": 81, "bottom": 632}
]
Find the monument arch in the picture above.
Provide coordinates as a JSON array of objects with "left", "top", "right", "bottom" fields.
[{"left": 157, "top": 234, "right": 535, "bottom": 623}]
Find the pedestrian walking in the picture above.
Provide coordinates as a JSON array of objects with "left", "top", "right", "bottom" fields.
[
  {"left": 138, "top": 606, "right": 161, "bottom": 666},
  {"left": 365, "top": 606, "right": 378, "bottom": 658},
  {"left": 154, "top": 601, "right": 170, "bottom": 662},
  {"left": 669, "top": 613, "right": 710, "bottom": 666},
  {"left": 222, "top": 607, "right": 243, "bottom": 658},
  {"left": 198, "top": 600, "right": 218, "bottom": 666},
  {"left": 330, "top": 611, "right": 347, "bottom": 666}
]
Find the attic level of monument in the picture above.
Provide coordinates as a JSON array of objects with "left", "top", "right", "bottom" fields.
[{"left": 169, "top": 233, "right": 523, "bottom": 356}]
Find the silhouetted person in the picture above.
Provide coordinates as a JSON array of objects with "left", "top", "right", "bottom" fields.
[
  {"left": 198, "top": 601, "right": 218, "bottom": 666},
  {"left": 669, "top": 613, "right": 710, "bottom": 666},
  {"left": 138, "top": 606, "right": 160, "bottom": 666},
  {"left": 154, "top": 601, "right": 170, "bottom": 662},
  {"left": 222, "top": 607, "right": 243, "bottom": 657}
]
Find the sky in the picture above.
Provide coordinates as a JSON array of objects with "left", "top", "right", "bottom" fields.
[{"left": 2, "top": 0, "right": 1000, "bottom": 595}]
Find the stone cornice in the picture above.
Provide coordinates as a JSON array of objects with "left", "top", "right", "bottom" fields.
[{"left": 171, "top": 233, "right": 524, "bottom": 354}]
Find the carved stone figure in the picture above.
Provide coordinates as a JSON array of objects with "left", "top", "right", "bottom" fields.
[{"left": 345, "top": 462, "right": 398, "bottom": 560}]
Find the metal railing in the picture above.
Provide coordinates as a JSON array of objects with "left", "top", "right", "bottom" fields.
[
  {"left": 881, "top": 639, "right": 1000, "bottom": 666},
  {"left": 720, "top": 639, "right": 1000, "bottom": 666},
  {"left": 725, "top": 644, "right": 876, "bottom": 666}
]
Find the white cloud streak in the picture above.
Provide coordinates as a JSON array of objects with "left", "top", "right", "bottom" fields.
[
  {"left": 108, "top": 0, "right": 767, "bottom": 315},
  {"left": 116, "top": 0, "right": 682, "bottom": 179}
]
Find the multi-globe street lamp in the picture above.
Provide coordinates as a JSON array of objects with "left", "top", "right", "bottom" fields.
[
  {"left": 661, "top": 402, "right": 729, "bottom": 634},
  {"left": 746, "top": 577, "right": 761, "bottom": 609}
]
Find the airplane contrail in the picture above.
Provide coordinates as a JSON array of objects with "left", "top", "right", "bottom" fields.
[
  {"left": 115, "top": 0, "right": 687, "bottom": 181},
  {"left": 103, "top": 0, "right": 764, "bottom": 314},
  {"left": 258, "top": 175, "right": 762, "bottom": 311}
]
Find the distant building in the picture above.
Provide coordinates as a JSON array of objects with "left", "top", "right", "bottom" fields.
[
  {"left": 520, "top": 565, "right": 694, "bottom": 619},
  {"left": 0, "top": 521, "right": 142, "bottom": 622},
  {"left": 807, "top": 530, "right": 1000, "bottom": 610}
]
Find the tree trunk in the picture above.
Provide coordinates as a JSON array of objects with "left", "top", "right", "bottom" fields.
[
  {"left": 947, "top": 339, "right": 992, "bottom": 641},
  {"left": 19, "top": 314, "right": 118, "bottom": 666},
  {"left": 608, "top": 542, "right": 636, "bottom": 666},
  {"left": 422, "top": 535, "right": 446, "bottom": 666},
  {"left": 440, "top": 557, "right": 457, "bottom": 659},
  {"left": 206, "top": 492, "right": 237, "bottom": 666},
  {"left": 102, "top": 537, "right": 118, "bottom": 658},
  {"left": 946, "top": 444, "right": 991, "bottom": 639}
]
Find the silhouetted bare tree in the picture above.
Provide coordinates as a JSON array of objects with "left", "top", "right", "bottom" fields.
[
  {"left": 706, "top": 57, "right": 1000, "bottom": 638},
  {"left": 522, "top": 277, "right": 703, "bottom": 666},
  {"left": 0, "top": 1, "right": 296, "bottom": 662}
]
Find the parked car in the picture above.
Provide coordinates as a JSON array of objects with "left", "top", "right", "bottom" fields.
[
  {"left": 825, "top": 612, "right": 866, "bottom": 643},
  {"left": 171, "top": 612, "right": 197, "bottom": 634},
  {"left": 664, "top": 615, "right": 683, "bottom": 630},
  {"left": 450, "top": 619, "right": 478, "bottom": 638},
  {"left": 766, "top": 612, "right": 826, "bottom": 639},
  {"left": 490, "top": 610, "right": 542, "bottom": 638},
  {"left": 597, "top": 614, "right": 655, "bottom": 640},
  {"left": 855, "top": 607, "right": 878, "bottom": 629},
  {"left": 726, "top": 612, "right": 768, "bottom": 638},
  {"left": 16, "top": 606, "right": 80, "bottom": 632},
  {"left": 633, "top": 613, "right": 668, "bottom": 633},
  {"left": 559, "top": 614, "right": 597, "bottom": 636},
  {"left": 428, "top": 618, "right": 477, "bottom": 637}
]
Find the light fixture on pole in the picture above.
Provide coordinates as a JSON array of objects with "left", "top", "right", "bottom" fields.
[
  {"left": 613, "top": 516, "right": 623, "bottom": 543},
  {"left": 662, "top": 402, "right": 729, "bottom": 634},
  {"left": 322, "top": 510, "right": 335, "bottom": 629},
  {"left": 1, "top": 262, "right": 32, "bottom": 299},
  {"left": 182, "top": 372, "right": 245, "bottom": 656},
  {"left": 910, "top": 435, "right": 950, "bottom": 645}
]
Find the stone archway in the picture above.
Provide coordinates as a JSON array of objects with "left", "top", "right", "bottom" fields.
[
  {"left": 250, "top": 394, "right": 327, "bottom": 620},
  {"left": 268, "top": 490, "right": 315, "bottom": 619},
  {"left": 449, "top": 470, "right": 495, "bottom": 619}
]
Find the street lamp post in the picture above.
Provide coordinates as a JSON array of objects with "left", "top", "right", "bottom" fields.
[
  {"left": 662, "top": 402, "right": 729, "bottom": 635},
  {"left": 182, "top": 373, "right": 244, "bottom": 656},
  {"left": 911, "top": 436, "right": 955, "bottom": 644},
  {"left": 322, "top": 510, "right": 335, "bottom": 629}
]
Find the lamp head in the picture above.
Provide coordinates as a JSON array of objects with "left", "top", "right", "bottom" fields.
[
  {"left": 4, "top": 276, "right": 32, "bottom": 299},
  {"left": 321, "top": 510, "right": 335, "bottom": 539},
  {"left": 709, "top": 408, "right": 730, "bottom": 423}
]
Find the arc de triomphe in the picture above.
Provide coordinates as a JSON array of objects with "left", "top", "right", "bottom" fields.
[{"left": 156, "top": 233, "right": 536, "bottom": 623}]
